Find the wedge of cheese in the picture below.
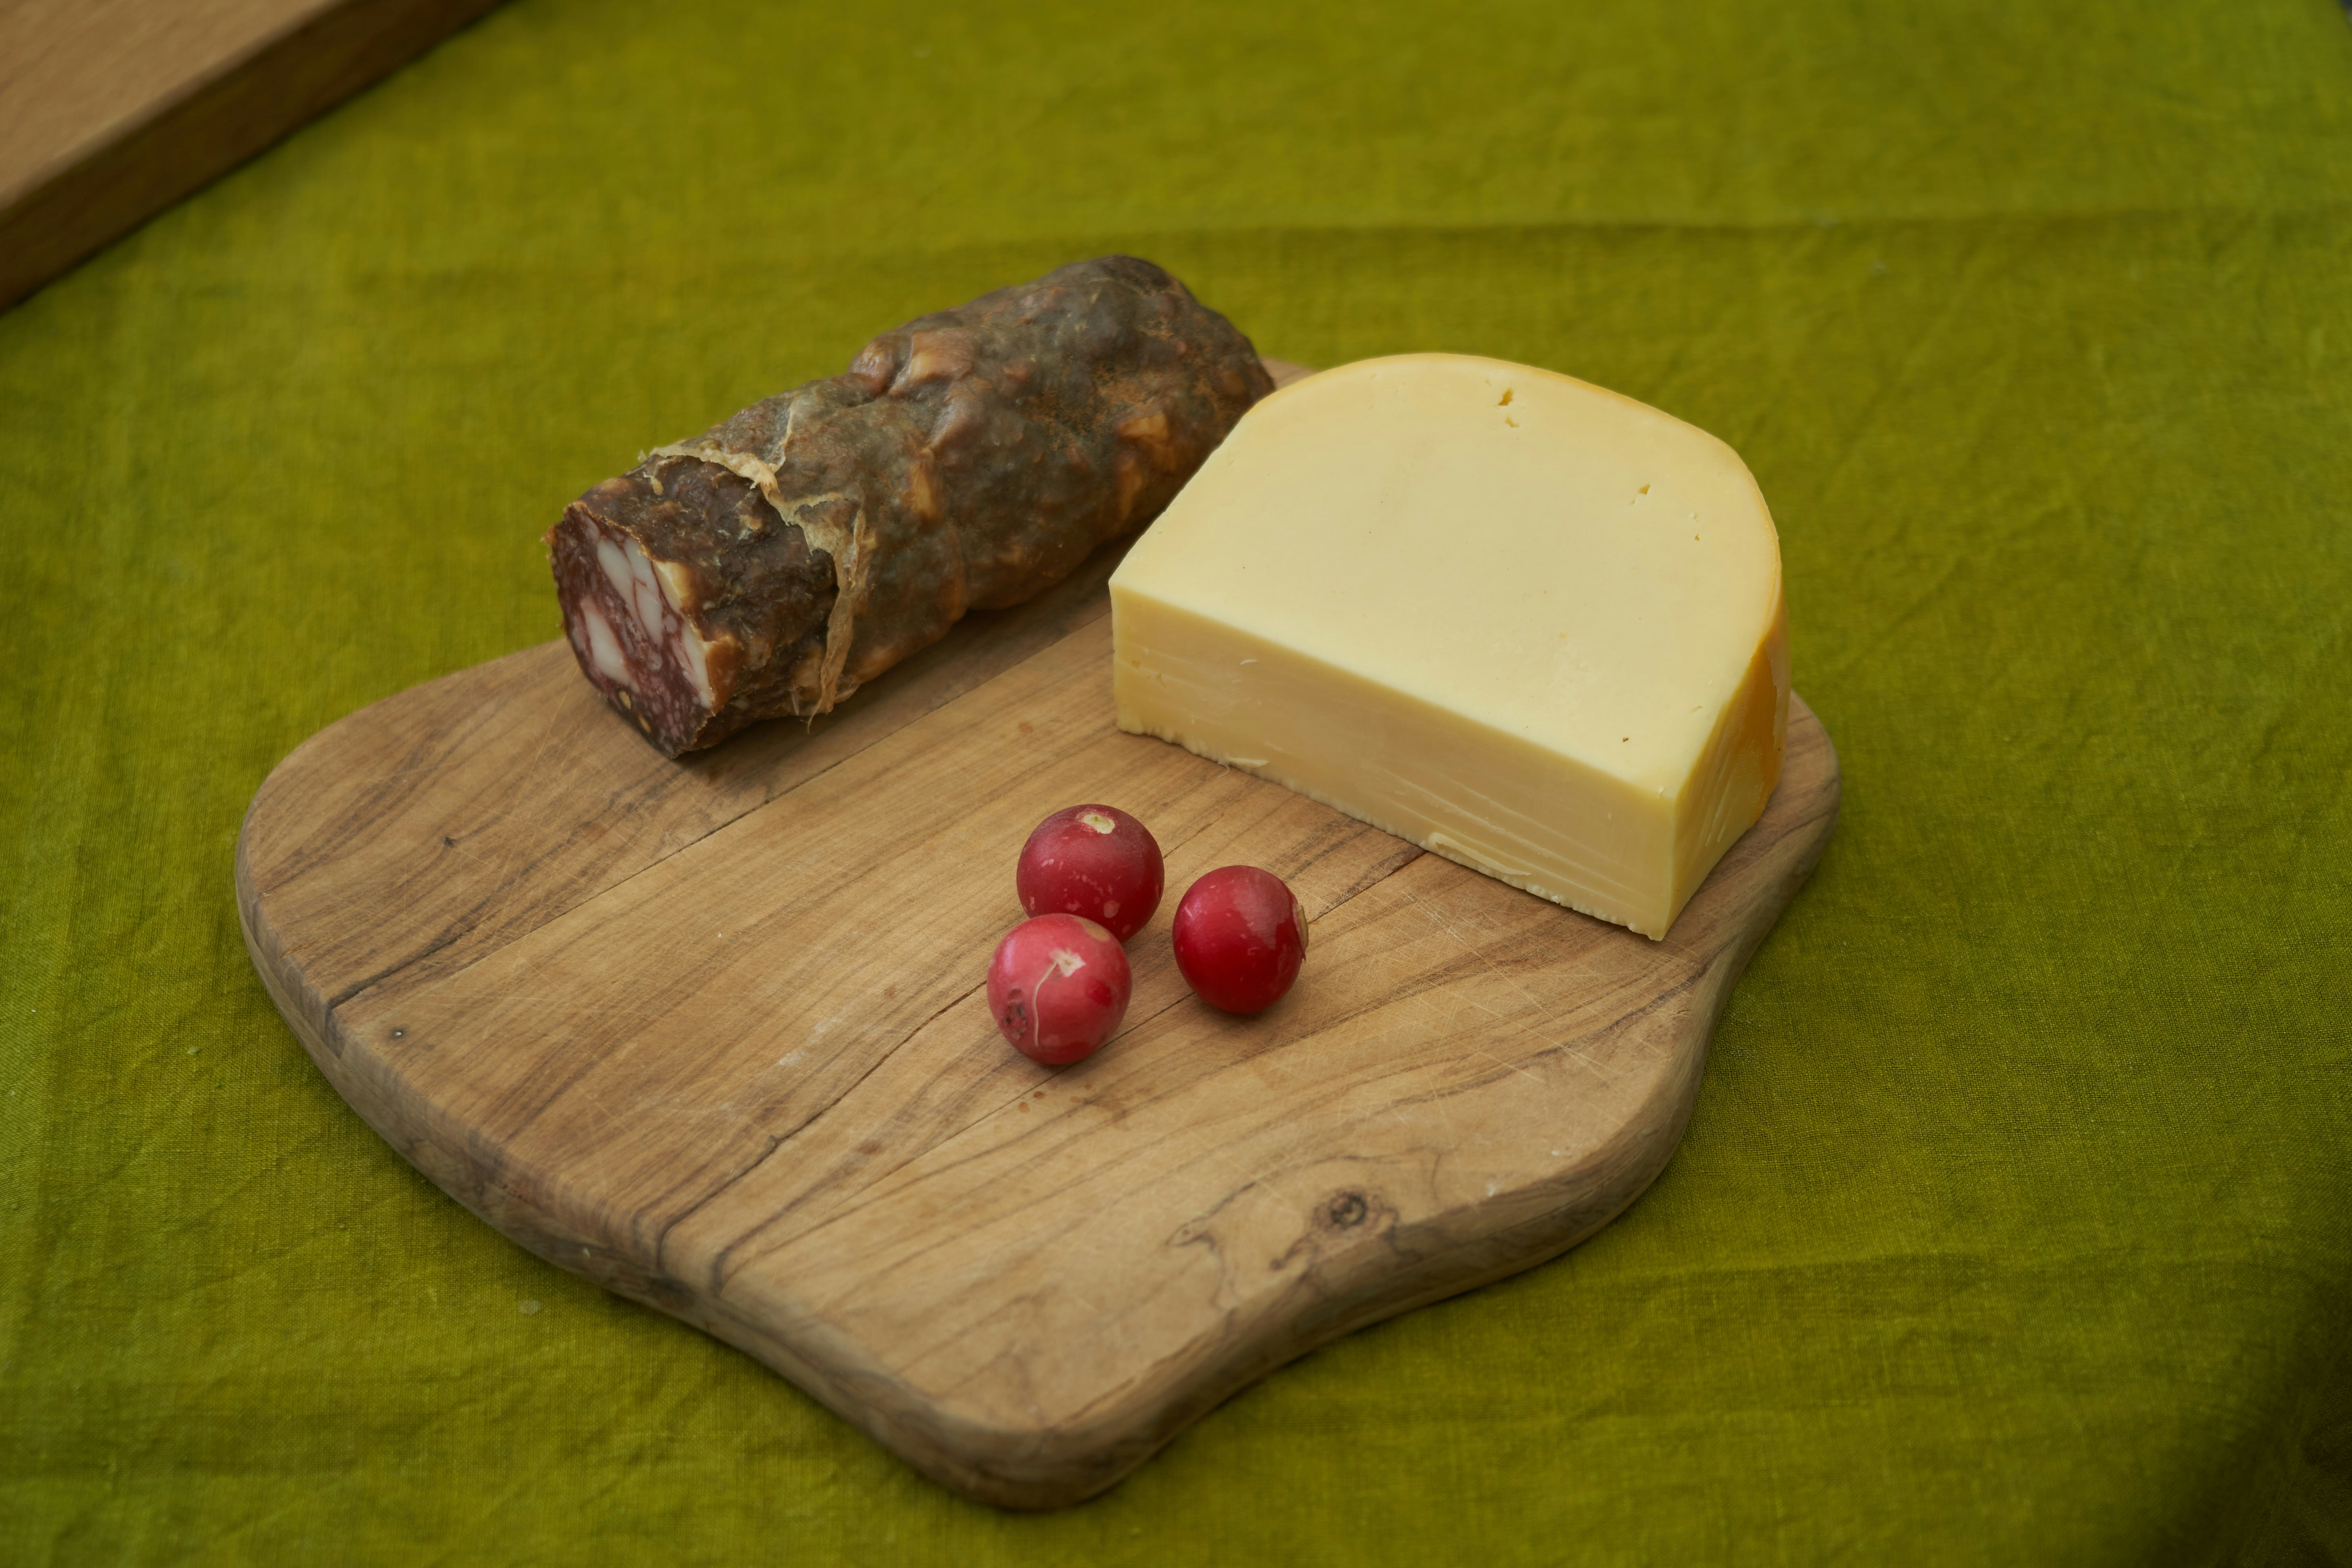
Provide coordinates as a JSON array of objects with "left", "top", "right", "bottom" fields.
[{"left": 1109, "top": 353, "right": 1787, "bottom": 939}]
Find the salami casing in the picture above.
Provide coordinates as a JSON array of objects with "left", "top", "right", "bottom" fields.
[{"left": 548, "top": 256, "right": 1273, "bottom": 755}]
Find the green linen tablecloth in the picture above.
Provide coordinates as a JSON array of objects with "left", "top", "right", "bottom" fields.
[{"left": 4, "top": 0, "right": 2349, "bottom": 1560}]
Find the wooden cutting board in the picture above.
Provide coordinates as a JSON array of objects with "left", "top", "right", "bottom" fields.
[{"left": 235, "top": 367, "right": 1841, "bottom": 1507}]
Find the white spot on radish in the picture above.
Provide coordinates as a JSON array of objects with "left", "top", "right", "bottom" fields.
[
  {"left": 1079, "top": 811, "right": 1116, "bottom": 834},
  {"left": 1102, "top": 899, "right": 1120, "bottom": 919},
  {"left": 1048, "top": 948, "right": 1085, "bottom": 977}
]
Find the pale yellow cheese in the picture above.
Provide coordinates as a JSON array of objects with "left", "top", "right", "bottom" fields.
[{"left": 1110, "top": 353, "right": 1788, "bottom": 939}]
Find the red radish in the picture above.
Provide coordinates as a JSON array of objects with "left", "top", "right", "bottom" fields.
[
  {"left": 1171, "top": 866, "right": 1309, "bottom": 1015},
  {"left": 987, "top": 914, "right": 1132, "bottom": 1065},
  {"left": 1016, "top": 803, "right": 1165, "bottom": 942}
]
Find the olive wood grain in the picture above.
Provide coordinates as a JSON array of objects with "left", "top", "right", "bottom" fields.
[{"left": 236, "top": 362, "right": 1841, "bottom": 1507}]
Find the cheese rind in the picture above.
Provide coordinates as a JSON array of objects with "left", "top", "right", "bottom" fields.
[{"left": 1109, "top": 353, "right": 1788, "bottom": 939}]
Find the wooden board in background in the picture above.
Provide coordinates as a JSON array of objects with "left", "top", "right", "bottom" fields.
[
  {"left": 235, "top": 361, "right": 1841, "bottom": 1506},
  {"left": 0, "top": 0, "right": 504, "bottom": 312}
]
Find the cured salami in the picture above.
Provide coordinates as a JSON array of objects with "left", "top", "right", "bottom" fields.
[{"left": 548, "top": 256, "right": 1273, "bottom": 755}]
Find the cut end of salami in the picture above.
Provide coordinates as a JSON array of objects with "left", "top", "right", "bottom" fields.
[
  {"left": 551, "top": 508, "right": 724, "bottom": 755},
  {"left": 550, "top": 255, "right": 1273, "bottom": 755},
  {"left": 549, "top": 450, "right": 843, "bottom": 755}
]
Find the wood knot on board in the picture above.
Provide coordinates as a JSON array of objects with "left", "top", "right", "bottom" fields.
[{"left": 1265, "top": 1187, "right": 1399, "bottom": 1273}]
